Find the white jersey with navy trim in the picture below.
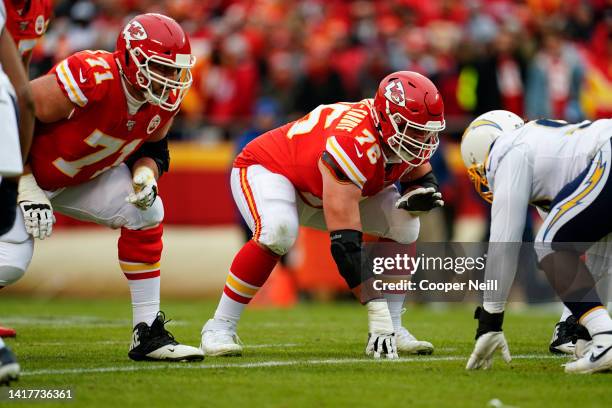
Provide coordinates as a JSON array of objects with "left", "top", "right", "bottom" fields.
[
  {"left": 0, "top": 0, "right": 23, "bottom": 178},
  {"left": 487, "top": 119, "right": 612, "bottom": 221},
  {"left": 0, "top": 2, "right": 5, "bottom": 33},
  {"left": 0, "top": 1, "right": 6, "bottom": 77},
  {"left": 482, "top": 119, "right": 612, "bottom": 311}
]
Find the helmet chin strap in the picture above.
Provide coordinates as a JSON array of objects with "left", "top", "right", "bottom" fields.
[
  {"left": 119, "top": 74, "right": 147, "bottom": 115},
  {"left": 381, "top": 144, "right": 403, "bottom": 164},
  {"left": 368, "top": 99, "right": 406, "bottom": 165}
]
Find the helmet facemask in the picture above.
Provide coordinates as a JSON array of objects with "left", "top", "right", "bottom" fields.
[
  {"left": 384, "top": 101, "right": 441, "bottom": 166},
  {"left": 466, "top": 163, "right": 493, "bottom": 203},
  {"left": 129, "top": 47, "right": 195, "bottom": 111}
]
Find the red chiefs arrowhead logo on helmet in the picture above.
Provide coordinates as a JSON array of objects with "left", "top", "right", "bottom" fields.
[
  {"left": 123, "top": 21, "right": 148, "bottom": 42},
  {"left": 383, "top": 79, "right": 406, "bottom": 107}
]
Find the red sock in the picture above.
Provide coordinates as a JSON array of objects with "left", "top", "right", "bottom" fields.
[
  {"left": 223, "top": 240, "right": 280, "bottom": 304},
  {"left": 118, "top": 224, "right": 163, "bottom": 326},
  {"left": 118, "top": 224, "right": 163, "bottom": 280}
]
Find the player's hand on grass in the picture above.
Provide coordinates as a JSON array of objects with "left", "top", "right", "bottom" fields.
[
  {"left": 18, "top": 174, "right": 55, "bottom": 240},
  {"left": 466, "top": 306, "right": 511, "bottom": 370},
  {"left": 466, "top": 332, "right": 511, "bottom": 370},
  {"left": 365, "top": 301, "right": 398, "bottom": 359},
  {"left": 395, "top": 186, "right": 443, "bottom": 215},
  {"left": 366, "top": 332, "right": 398, "bottom": 359},
  {"left": 126, "top": 166, "right": 157, "bottom": 210}
]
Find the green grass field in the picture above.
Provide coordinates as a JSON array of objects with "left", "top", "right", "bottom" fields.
[{"left": 1, "top": 297, "right": 609, "bottom": 407}]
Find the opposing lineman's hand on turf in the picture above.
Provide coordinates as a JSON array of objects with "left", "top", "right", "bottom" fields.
[
  {"left": 365, "top": 301, "right": 399, "bottom": 359},
  {"left": 18, "top": 174, "right": 55, "bottom": 240},
  {"left": 466, "top": 307, "right": 511, "bottom": 370},
  {"left": 466, "top": 332, "right": 511, "bottom": 370},
  {"left": 126, "top": 166, "right": 158, "bottom": 210}
]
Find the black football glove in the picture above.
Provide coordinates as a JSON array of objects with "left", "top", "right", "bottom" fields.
[{"left": 396, "top": 171, "right": 444, "bottom": 214}]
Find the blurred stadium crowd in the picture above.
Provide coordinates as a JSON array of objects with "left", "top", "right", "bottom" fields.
[
  {"left": 27, "top": 0, "right": 612, "bottom": 243},
  {"left": 31, "top": 0, "right": 612, "bottom": 134}
]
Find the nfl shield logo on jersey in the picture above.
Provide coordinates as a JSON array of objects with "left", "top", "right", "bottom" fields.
[
  {"left": 35, "top": 15, "right": 45, "bottom": 35},
  {"left": 147, "top": 115, "right": 161, "bottom": 134}
]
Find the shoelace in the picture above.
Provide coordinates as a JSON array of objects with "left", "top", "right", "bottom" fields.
[{"left": 151, "top": 311, "right": 176, "bottom": 342}]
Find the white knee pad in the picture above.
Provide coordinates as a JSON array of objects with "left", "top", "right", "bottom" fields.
[
  {"left": 387, "top": 216, "right": 420, "bottom": 244},
  {"left": 0, "top": 265, "right": 26, "bottom": 287},
  {"left": 0, "top": 239, "right": 33, "bottom": 286},
  {"left": 259, "top": 216, "right": 299, "bottom": 256}
]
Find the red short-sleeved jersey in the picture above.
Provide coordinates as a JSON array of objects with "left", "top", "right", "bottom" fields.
[
  {"left": 5, "top": 0, "right": 52, "bottom": 58},
  {"left": 234, "top": 99, "right": 414, "bottom": 203},
  {"left": 29, "top": 50, "right": 176, "bottom": 191}
]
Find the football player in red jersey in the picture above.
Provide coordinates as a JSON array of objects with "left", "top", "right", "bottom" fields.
[
  {"left": 0, "top": 0, "right": 51, "bottom": 339},
  {"left": 201, "top": 71, "right": 445, "bottom": 359},
  {"left": 4, "top": 0, "right": 52, "bottom": 68},
  {"left": 0, "top": 13, "right": 204, "bottom": 362}
]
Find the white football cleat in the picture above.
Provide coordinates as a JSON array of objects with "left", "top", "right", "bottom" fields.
[
  {"left": 396, "top": 326, "right": 434, "bottom": 355},
  {"left": 574, "top": 339, "right": 593, "bottom": 359},
  {"left": 200, "top": 319, "right": 243, "bottom": 356},
  {"left": 565, "top": 333, "right": 612, "bottom": 374}
]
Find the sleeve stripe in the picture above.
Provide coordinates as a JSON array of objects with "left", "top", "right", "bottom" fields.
[
  {"left": 326, "top": 136, "right": 367, "bottom": 189},
  {"left": 56, "top": 60, "right": 88, "bottom": 107}
]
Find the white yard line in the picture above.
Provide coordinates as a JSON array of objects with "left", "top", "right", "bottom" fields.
[
  {"left": 21, "top": 354, "right": 566, "bottom": 377},
  {"left": 244, "top": 343, "right": 300, "bottom": 349},
  {"left": 26, "top": 341, "right": 300, "bottom": 348},
  {"left": 1, "top": 316, "right": 130, "bottom": 327},
  {"left": 28, "top": 341, "right": 129, "bottom": 346},
  {"left": 2, "top": 316, "right": 188, "bottom": 327}
]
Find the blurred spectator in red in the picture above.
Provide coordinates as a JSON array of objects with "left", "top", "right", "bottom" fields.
[
  {"left": 292, "top": 40, "right": 347, "bottom": 114},
  {"left": 473, "top": 27, "right": 528, "bottom": 116},
  {"left": 564, "top": 1, "right": 595, "bottom": 43},
  {"left": 580, "top": 9, "right": 612, "bottom": 119},
  {"left": 260, "top": 50, "right": 300, "bottom": 119},
  {"left": 203, "top": 34, "right": 259, "bottom": 138},
  {"left": 525, "top": 24, "right": 584, "bottom": 121}
]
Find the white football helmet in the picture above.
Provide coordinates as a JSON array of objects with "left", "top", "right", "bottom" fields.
[{"left": 460, "top": 110, "right": 524, "bottom": 203}]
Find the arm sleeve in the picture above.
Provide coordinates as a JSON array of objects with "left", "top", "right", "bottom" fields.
[
  {"left": 483, "top": 146, "right": 533, "bottom": 312},
  {"left": 124, "top": 137, "right": 170, "bottom": 177}
]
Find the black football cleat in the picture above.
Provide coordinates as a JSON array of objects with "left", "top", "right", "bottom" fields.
[
  {"left": 549, "top": 315, "right": 591, "bottom": 355},
  {"left": 128, "top": 311, "right": 203, "bottom": 362}
]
